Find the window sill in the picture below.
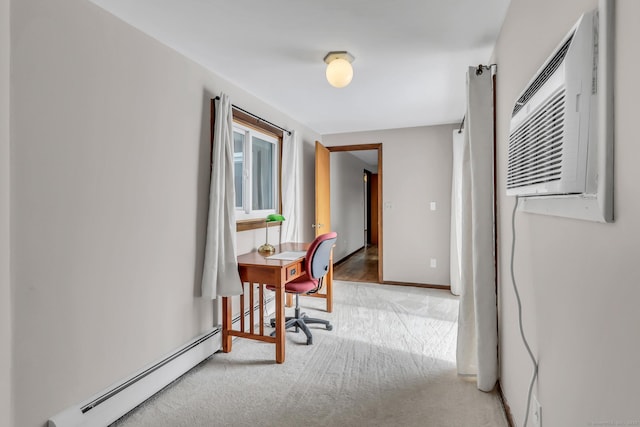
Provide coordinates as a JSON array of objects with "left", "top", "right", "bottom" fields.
[{"left": 236, "top": 219, "right": 283, "bottom": 232}]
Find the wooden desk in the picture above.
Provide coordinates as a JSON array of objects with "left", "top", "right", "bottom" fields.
[{"left": 222, "top": 242, "right": 309, "bottom": 364}]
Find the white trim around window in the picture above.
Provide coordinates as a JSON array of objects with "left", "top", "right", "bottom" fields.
[{"left": 233, "top": 123, "right": 279, "bottom": 220}]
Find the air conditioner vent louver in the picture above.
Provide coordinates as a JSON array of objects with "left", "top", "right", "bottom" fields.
[
  {"left": 507, "top": 9, "right": 598, "bottom": 198},
  {"left": 507, "top": 89, "right": 565, "bottom": 190},
  {"left": 511, "top": 34, "right": 574, "bottom": 117},
  {"left": 505, "top": 5, "right": 613, "bottom": 223}
]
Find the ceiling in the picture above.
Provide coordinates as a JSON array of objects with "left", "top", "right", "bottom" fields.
[{"left": 89, "top": 0, "right": 511, "bottom": 135}]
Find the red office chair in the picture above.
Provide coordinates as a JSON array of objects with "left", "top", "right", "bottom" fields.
[{"left": 268, "top": 231, "right": 337, "bottom": 345}]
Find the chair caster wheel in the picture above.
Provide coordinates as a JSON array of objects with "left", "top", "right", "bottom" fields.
[{"left": 326, "top": 325, "right": 333, "bottom": 331}]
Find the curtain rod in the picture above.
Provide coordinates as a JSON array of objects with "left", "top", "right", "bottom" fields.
[
  {"left": 475, "top": 63, "right": 497, "bottom": 76},
  {"left": 214, "top": 96, "right": 291, "bottom": 136}
]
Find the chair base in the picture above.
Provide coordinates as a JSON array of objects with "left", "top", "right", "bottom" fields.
[{"left": 270, "top": 307, "right": 333, "bottom": 345}]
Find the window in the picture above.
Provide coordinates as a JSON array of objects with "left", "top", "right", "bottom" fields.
[{"left": 233, "top": 123, "right": 279, "bottom": 220}]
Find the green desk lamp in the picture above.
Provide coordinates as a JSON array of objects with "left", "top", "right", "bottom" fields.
[{"left": 258, "top": 214, "right": 285, "bottom": 255}]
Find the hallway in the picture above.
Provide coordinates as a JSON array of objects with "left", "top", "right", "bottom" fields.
[{"left": 333, "top": 245, "right": 379, "bottom": 283}]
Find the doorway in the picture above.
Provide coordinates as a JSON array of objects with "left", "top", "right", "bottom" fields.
[{"left": 317, "top": 143, "right": 382, "bottom": 283}]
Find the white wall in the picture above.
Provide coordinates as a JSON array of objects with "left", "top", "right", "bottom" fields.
[
  {"left": 494, "top": 1, "right": 640, "bottom": 425},
  {"left": 330, "top": 151, "right": 374, "bottom": 261},
  {"left": 1, "top": 0, "right": 12, "bottom": 425},
  {"left": 9, "top": 0, "right": 320, "bottom": 425},
  {"left": 323, "top": 124, "right": 454, "bottom": 286}
]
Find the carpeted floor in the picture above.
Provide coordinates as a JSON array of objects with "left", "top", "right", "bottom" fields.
[{"left": 112, "top": 281, "right": 508, "bottom": 427}]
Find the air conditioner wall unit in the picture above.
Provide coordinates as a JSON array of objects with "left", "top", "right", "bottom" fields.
[
  {"left": 506, "top": 0, "right": 614, "bottom": 223},
  {"left": 507, "top": 10, "right": 597, "bottom": 196}
]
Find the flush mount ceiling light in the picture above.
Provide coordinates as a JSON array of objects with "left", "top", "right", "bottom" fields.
[{"left": 324, "top": 51, "right": 355, "bottom": 88}]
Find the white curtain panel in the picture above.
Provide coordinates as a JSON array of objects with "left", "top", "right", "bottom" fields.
[
  {"left": 449, "top": 129, "right": 465, "bottom": 296},
  {"left": 280, "top": 130, "right": 301, "bottom": 243},
  {"left": 456, "top": 67, "right": 497, "bottom": 392},
  {"left": 201, "top": 93, "right": 243, "bottom": 298}
]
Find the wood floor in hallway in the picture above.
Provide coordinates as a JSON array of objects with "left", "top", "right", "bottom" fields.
[{"left": 333, "top": 245, "right": 379, "bottom": 283}]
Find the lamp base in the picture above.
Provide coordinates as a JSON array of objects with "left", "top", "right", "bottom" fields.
[{"left": 258, "top": 243, "right": 275, "bottom": 255}]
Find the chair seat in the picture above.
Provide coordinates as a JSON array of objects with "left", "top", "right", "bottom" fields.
[{"left": 266, "top": 273, "right": 318, "bottom": 294}]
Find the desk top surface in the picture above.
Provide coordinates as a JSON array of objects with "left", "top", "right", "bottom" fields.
[{"left": 237, "top": 242, "right": 308, "bottom": 267}]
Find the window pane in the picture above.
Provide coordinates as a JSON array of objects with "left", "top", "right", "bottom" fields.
[
  {"left": 233, "top": 131, "right": 244, "bottom": 209},
  {"left": 252, "top": 136, "right": 274, "bottom": 210}
]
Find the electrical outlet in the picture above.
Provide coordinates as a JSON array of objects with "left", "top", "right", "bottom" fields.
[
  {"left": 532, "top": 395, "right": 542, "bottom": 427},
  {"left": 430, "top": 258, "right": 437, "bottom": 268}
]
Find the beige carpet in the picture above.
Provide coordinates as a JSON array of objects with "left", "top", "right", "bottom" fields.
[{"left": 112, "top": 281, "right": 509, "bottom": 427}]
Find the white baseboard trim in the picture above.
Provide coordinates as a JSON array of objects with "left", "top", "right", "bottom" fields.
[
  {"left": 48, "top": 327, "right": 221, "bottom": 427},
  {"left": 47, "top": 293, "right": 276, "bottom": 427}
]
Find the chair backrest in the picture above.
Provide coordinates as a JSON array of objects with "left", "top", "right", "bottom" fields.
[{"left": 305, "top": 232, "right": 338, "bottom": 280}]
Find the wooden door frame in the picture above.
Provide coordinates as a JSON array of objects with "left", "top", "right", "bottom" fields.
[{"left": 325, "top": 143, "right": 383, "bottom": 283}]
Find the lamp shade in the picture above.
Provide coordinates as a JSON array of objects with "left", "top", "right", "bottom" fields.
[
  {"left": 266, "top": 214, "right": 285, "bottom": 222},
  {"left": 326, "top": 58, "right": 353, "bottom": 88},
  {"left": 324, "top": 51, "right": 355, "bottom": 88}
]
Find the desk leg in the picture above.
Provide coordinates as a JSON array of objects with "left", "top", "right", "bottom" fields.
[
  {"left": 275, "top": 285, "right": 285, "bottom": 364},
  {"left": 222, "top": 296, "right": 232, "bottom": 353}
]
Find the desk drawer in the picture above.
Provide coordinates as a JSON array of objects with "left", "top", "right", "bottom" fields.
[{"left": 286, "top": 262, "right": 303, "bottom": 281}]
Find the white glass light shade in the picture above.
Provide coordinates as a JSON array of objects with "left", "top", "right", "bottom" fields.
[{"left": 325, "top": 58, "right": 353, "bottom": 88}]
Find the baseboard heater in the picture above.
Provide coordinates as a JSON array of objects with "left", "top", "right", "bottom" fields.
[{"left": 48, "top": 295, "right": 274, "bottom": 427}]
